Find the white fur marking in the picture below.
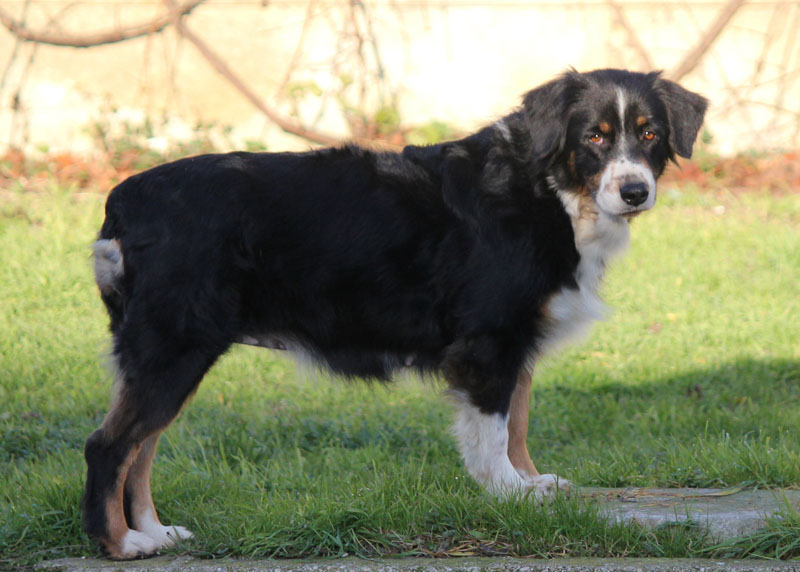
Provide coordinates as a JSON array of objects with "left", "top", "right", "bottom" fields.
[
  {"left": 597, "top": 158, "right": 657, "bottom": 216},
  {"left": 616, "top": 88, "right": 627, "bottom": 136},
  {"left": 527, "top": 474, "right": 571, "bottom": 500},
  {"left": 554, "top": 185, "right": 580, "bottom": 218},
  {"left": 117, "top": 529, "right": 160, "bottom": 559},
  {"left": 495, "top": 119, "right": 512, "bottom": 142},
  {"left": 450, "top": 391, "right": 569, "bottom": 500},
  {"left": 451, "top": 391, "right": 528, "bottom": 495},
  {"left": 135, "top": 507, "right": 193, "bottom": 547},
  {"left": 541, "top": 198, "right": 630, "bottom": 357},
  {"left": 93, "top": 239, "right": 123, "bottom": 293}
]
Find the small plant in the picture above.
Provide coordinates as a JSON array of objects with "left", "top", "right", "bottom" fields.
[{"left": 407, "top": 120, "right": 459, "bottom": 145}]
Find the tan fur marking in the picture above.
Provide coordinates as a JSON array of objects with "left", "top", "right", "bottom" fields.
[
  {"left": 552, "top": 186, "right": 602, "bottom": 251},
  {"left": 507, "top": 370, "right": 539, "bottom": 478},
  {"left": 599, "top": 122, "right": 611, "bottom": 134},
  {"left": 577, "top": 192, "right": 598, "bottom": 221},
  {"left": 127, "top": 432, "right": 161, "bottom": 532},
  {"left": 102, "top": 444, "right": 141, "bottom": 558},
  {"left": 572, "top": 191, "right": 601, "bottom": 247},
  {"left": 636, "top": 115, "right": 648, "bottom": 127},
  {"left": 539, "top": 291, "right": 556, "bottom": 320}
]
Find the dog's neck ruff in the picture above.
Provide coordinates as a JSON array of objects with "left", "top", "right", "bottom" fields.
[
  {"left": 554, "top": 185, "right": 630, "bottom": 287},
  {"left": 535, "top": 181, "right": 630, "bottom": 358}
]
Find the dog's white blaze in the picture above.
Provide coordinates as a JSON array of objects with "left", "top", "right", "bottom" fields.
[
  {"left": 450, "top": 391, "right": 528, "bottom": 495},
  {"left": 616, "top": 88, "right": 627, "bottom": 137}
]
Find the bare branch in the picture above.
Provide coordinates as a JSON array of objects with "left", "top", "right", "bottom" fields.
[
  {"left": 0, "top": 0, "right": 30, "bottom": 95},
  {"left": 163, "top": 0, "right": 340, "bottom": 146},
  {"left": 607, "top": 0, "right": 655, "bottom": 71},
  {"left": 277, "top": 0, "right": 318, "bottom": 96},
  {"left": 0, "top": 0, "right": 206, "bottom": 48},
  {"left": 354, "top": 0, "right": 392, "bottom": 106},
  {"left": 668, "top": 0, "right": 747, "bottom": 81}
]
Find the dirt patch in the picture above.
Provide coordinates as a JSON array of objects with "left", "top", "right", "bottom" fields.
[{"left": 662, "top": 152, "right": 800, "bottom": 195}]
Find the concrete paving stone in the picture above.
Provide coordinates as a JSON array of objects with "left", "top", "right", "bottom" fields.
[
  {"left": 35, "top": 556, "right": 800, "bottom": 572},
  {"left": 584, "top": 487, "right": 800, "bottom": 541}
]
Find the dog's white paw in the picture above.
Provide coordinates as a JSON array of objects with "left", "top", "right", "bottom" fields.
[
  {"left": 140, "top": 524, "right": 194, "bottom": 547},
  {"left": 113, "top": 529, "right": 160, "bottom": 559},
  {"left": 525, "top": 473, "right": 571, "bottom": 502}
]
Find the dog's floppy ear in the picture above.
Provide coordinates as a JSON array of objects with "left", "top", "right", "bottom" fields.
[
  {"left": 654, "top": 76, "right": 709, "bottom": 159},
  {"left": 522, "top": 71, "right": 585, "bottom": 162}
]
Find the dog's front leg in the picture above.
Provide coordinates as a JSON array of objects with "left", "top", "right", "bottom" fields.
[
  {"left": 451, "top": 390, "right": 530, "bottom": 494},
  {"left": 507, "top": 369, "right": 539, "bottom": 479},
  {"left": 451, "top": 390, "right": 569, "bottom": 500},
  {"left": 505, "top": 370, "right": 571, "bottom": 499}
]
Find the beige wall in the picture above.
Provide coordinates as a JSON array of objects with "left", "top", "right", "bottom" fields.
[{"left": 1, "top": 0, "right": 799, "bottom": 156}]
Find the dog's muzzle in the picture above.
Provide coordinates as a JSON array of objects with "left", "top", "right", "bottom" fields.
[{"left": 596, "top": 158, "right": 657, "bottom": 216}]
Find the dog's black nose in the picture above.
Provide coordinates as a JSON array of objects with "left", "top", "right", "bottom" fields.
[{"left": 620, "top": 182, "right": 649, "bottom": 206}]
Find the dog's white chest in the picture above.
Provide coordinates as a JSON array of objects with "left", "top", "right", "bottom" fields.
[{"left": 538, "top": 201, "right": 630, "bottom": 356}]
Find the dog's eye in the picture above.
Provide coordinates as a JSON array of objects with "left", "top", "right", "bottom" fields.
[
  {"left": 588, "top": 133, "right": 604, "bottom": 145},
  {"left": 643, "top": 130, "right": 656, "bottom": 142}
]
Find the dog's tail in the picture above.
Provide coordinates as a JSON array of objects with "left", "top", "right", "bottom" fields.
[{"left": 93, "top": 238, "right": 125, "bottom": 331}]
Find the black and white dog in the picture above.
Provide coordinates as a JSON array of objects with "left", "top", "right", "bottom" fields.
[{"left": 84, "top": 69, "right": 707, "bottom": 559}]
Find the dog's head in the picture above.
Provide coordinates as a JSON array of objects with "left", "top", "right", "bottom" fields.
[{"left": 523, "top": 69, "right": 708, "bottom": 217}]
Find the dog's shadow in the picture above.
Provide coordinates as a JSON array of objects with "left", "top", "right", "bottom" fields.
[{"left": 527, "top": 356, "right": 800, "bottom": 488}]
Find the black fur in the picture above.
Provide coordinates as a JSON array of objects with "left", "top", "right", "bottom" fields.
[{"left": 99, "top": 132, "right": 580, "bottom": 413}]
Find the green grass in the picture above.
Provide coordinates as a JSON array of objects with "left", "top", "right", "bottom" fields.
[{"left": 1, "top": 182, "right": 799, "bottom": 567}]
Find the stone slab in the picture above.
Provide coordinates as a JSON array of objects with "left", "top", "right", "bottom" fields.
[{"left": 582, "top": 487, "right": 800, "bottom": 541}]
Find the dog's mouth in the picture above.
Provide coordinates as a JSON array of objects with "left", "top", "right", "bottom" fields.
[{"left": 620, "top": 209, "right": 646, "bottom": 219}]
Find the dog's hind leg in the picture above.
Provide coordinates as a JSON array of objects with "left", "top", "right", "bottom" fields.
[
  {"left": 83, "top": 421, "right": 150, "bottom": 559},
  {"left": 84, "top": 333, "right": 226, "bottom": 559},
  {"left": 123, "top": 431, "right": 193, "bottom": 549}
]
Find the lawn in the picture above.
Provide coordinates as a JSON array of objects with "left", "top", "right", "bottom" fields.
[{"left": 1, "top": 180, "right": 798, "bottom": 567}]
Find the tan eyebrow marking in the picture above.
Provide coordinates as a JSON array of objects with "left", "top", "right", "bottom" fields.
[
  {"left": 636, "top": 116, "right": 648, "bottom": 127},
  {"left": 599, "top": 122, "right": 612, "bottom": 134}
]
